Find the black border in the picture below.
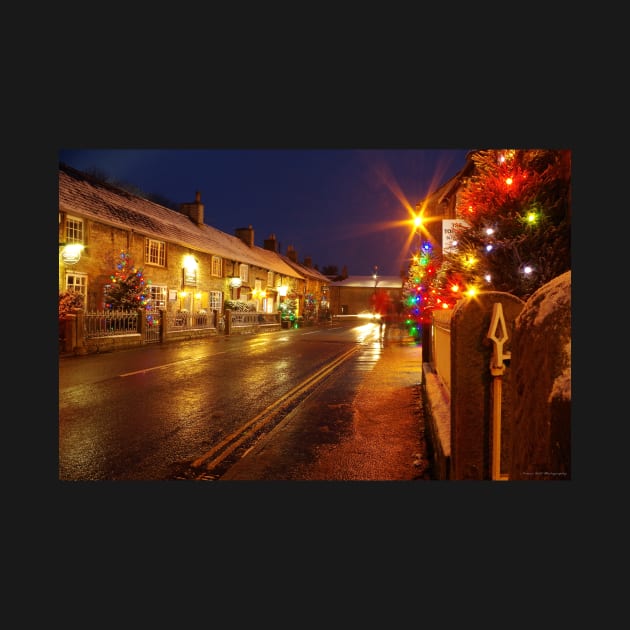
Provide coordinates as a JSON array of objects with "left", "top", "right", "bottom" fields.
[{"left": 42, "top": 50, "right": 588, "bottom": 607}]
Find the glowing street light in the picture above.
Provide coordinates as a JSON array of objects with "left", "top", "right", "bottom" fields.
[
  {"left": 413, "top": 212, "right": 423, "bottom": 250},
  {"left": 372, "top": 265, "right": 379, "bottom": 315}
]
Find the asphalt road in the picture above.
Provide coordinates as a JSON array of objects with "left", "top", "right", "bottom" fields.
[{"left": 59, "top": 319, "right": 430, "bottom": 481}]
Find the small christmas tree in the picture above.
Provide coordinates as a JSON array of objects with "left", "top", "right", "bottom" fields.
[
  {"left": 104, "top": 251, "right": 151, "bottom": 311},
  {"left": 303, "top": 293, "right": 317, "bottom": 322},
  {"left": 278, "top": 297, "right": 298, "bottom": 324}
]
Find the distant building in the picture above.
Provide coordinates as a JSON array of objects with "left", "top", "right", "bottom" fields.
[{"left": 328, "top": 275, "right": 404, "bottom": 316}]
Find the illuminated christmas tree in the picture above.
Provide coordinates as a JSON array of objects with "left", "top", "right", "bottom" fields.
[
  {"left": 430, "top": 149, "right": 571, "bottom": 301},
  {"left": 104, "top": 251, "right": 151, "bottom": 310},
  {"left": 278, "top": 296, "right": 298, "bottom": 326},
  {"left": 402, "top": 241, "right": 450, "bottom": 339}
]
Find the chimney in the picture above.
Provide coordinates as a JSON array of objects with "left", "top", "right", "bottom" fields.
[
  {"left": 235, "top": 225, "right": 254, "bottom": 247},
  {"left": 263, "top": 233, "right": 278, "bottom": 252},
  {"left": 179, "top": 191, "right": 204, "bottom": 226},
  {"left": 303, "top": 256, "right": 312, "bottom": 268},
  {"left": 286, "top": 244, "right": 298, "bottom": 263}
]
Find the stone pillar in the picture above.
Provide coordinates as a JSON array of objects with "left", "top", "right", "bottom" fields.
[
  {"left": 63, "top": 314, "right": 76, "bottom": 354},
  {"left": 138, "top": 308, "right": 146, "bottom": 341},
  {"left": 71, "top": 308, "right": 87, "bottom": 355},
  {"left": 159, "top": 308, "right": 167, "bottom": 343},
  {"left": 450, "top": 292, "right": 524, "bottom": 480},
  {"left": 421, "top": 319, "right": 432, "bottom": 363}
]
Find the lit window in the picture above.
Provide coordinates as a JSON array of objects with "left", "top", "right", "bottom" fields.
[
  {"left": 145, "top": 238, "right": 166, "bottom": 266},
  {"left": 239, "top": 263, "right": 249, "bottom": 283},
  {"left": 149, "top": 285, "right": 167, "bottom": 308},
  {"left": 209, "top": 291, "right": 223, "bottom": 311},
  {"left": 65, "top": 216, "right": 84, "bottom": 244},
  {"left": 66, "top": 272, "right": 87, "bottom": 297},
  {"left": 211, "top": 256, "right": 222, "bottom": 277}
]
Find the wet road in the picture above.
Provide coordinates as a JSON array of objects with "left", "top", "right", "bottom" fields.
[{"left": 59, "top": 319, "right": 400, "bottom": 480}]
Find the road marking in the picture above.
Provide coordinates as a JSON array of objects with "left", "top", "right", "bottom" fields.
[
  {"left": 190, "top": 345, "right": 359, "bottom": 472},
  {"left": 120, "top": 352, "right": 227, "bottom": 377}
]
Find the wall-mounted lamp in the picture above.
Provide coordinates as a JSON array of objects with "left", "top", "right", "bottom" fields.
[
  {"left": 183, "top": 254, "right": 198, "bottom": 272},
  {"left": 278, "top": 285, "right": 288, "bottom": 297},
  {"left": 229, "top": 277, "right": 242, "bottom": 288}
]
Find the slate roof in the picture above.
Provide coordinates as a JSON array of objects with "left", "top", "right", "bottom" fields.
[
  {"left": 329, "top": 275, "right": 404, "bottom": 289},
  {"left": 58, "top": 163, "right": 304, "bottom": 280}
]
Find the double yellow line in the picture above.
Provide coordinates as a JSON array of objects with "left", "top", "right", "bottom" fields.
[{"left": 191, "top": 345, "right": 359, "bottom": 475}]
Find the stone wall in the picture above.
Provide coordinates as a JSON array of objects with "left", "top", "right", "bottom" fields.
[{"left": 509, "top": 271, "right": 571, "bottom": 480}]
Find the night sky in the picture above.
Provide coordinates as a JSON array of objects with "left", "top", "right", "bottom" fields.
[{"left": 58, "top": 148, "right": 470, "bottom": 277}]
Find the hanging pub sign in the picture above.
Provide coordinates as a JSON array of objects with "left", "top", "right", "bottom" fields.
[
  {"left": 442, "top": 219, "right": 470, "bottom": 252},
  {"left": 183, "top": 268, "right": 197, "bottom": 286},
  {"left": 61, "top": 243, "right": 83, "bottom": 265}
]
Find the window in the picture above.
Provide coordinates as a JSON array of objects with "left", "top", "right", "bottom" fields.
[
  {"left": 66, "top": 272, "right": 87, "bottom": 297},
  {"left": 239, "top": 263, "right": 249, "bottom": 283},
  {"left": 145, "top": 238, "right": 166, "bottom": 266},
  {"left": 267, "top": 271, "right": 274, "bottom": 287},
  {"left": 211, "top": 256, "right": 222, "bottom": 277},
  {"left": 148, "top": 285, "right": 167, "bottom": 309},
  {"left": 65, "top": 216, "right": 84, "bottom": 244},
  {"left": 209, "top": 291, "right": 223, "bottom": 311}
]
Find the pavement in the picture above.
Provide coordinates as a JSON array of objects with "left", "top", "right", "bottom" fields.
[{"left": 220, "top": 326, "right": 433, "bottom": 481}]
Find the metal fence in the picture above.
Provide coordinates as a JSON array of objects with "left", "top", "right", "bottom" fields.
[
  {"left": 82, "top": 308, "right": 216, "bottom": 343},
  {"left": 83, "top": 309, "right": 139, "bottom": 338},
  {"left": 163, "top": 310, "right": 215, "bottom": 330},
  {"left": 230, "top": 312, "right": 279, "bottom": 327},
  {"left": 62, "top": 307, "right": 281, "bottom": 354}
]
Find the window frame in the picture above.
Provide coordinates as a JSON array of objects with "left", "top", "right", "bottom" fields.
[
  {"left": 209, "top": 290, "right": 223, "bottom": 311},
  {"left": 145, "top": 238, "right": 166, "bottom": 267},
  {"left": 65, "top": 271, "right": 88, "bottom": 297},
  {"left": 148, "top": 284, "right": 167, "bottom": 309},
  {"left": 239, "top": 263, "right": 249, "bottom": 283},
  {"left": 211, "top": 256, "right": 222, "bottom": 277},
  {"left": 65, "top": 215, "right": 84, "bottom": 245}
]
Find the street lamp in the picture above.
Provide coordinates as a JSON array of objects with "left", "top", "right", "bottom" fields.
[
  {"left": 372, "top": 265, "right": 378, "bottom": 316},
  {"left": 413, "top": 213, "right": 423, "bottom": 252}
]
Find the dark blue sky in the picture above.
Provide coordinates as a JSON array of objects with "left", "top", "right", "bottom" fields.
[{"left": 58, "top": 148, "right": 470, "bottom": 276}]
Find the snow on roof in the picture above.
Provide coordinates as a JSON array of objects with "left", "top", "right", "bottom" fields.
[
  {"left": 58, "top": 164, "right": 303, "bottom": 280},
  {"left": 280, "top": 255, "right": 331, "bottom": 282},
  {"left": 329, "top": 275, "right": 404, "bottom": 288}
]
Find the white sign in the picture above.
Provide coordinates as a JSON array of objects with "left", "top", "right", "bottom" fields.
[{"left": 442, "top": 219, "right": 470, "bottom": 252}]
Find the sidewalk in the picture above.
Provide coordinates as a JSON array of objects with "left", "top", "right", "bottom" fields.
[{"left": 221, "top": 332, "right": 433, "bottom": 481}]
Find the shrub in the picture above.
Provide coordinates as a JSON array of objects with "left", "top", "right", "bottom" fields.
[
  {"left": 224, "top": 300, "right": 255, "bottom": 312},
  {"left": 59, "top": 291, "right": 84, "bottom": 320}
]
